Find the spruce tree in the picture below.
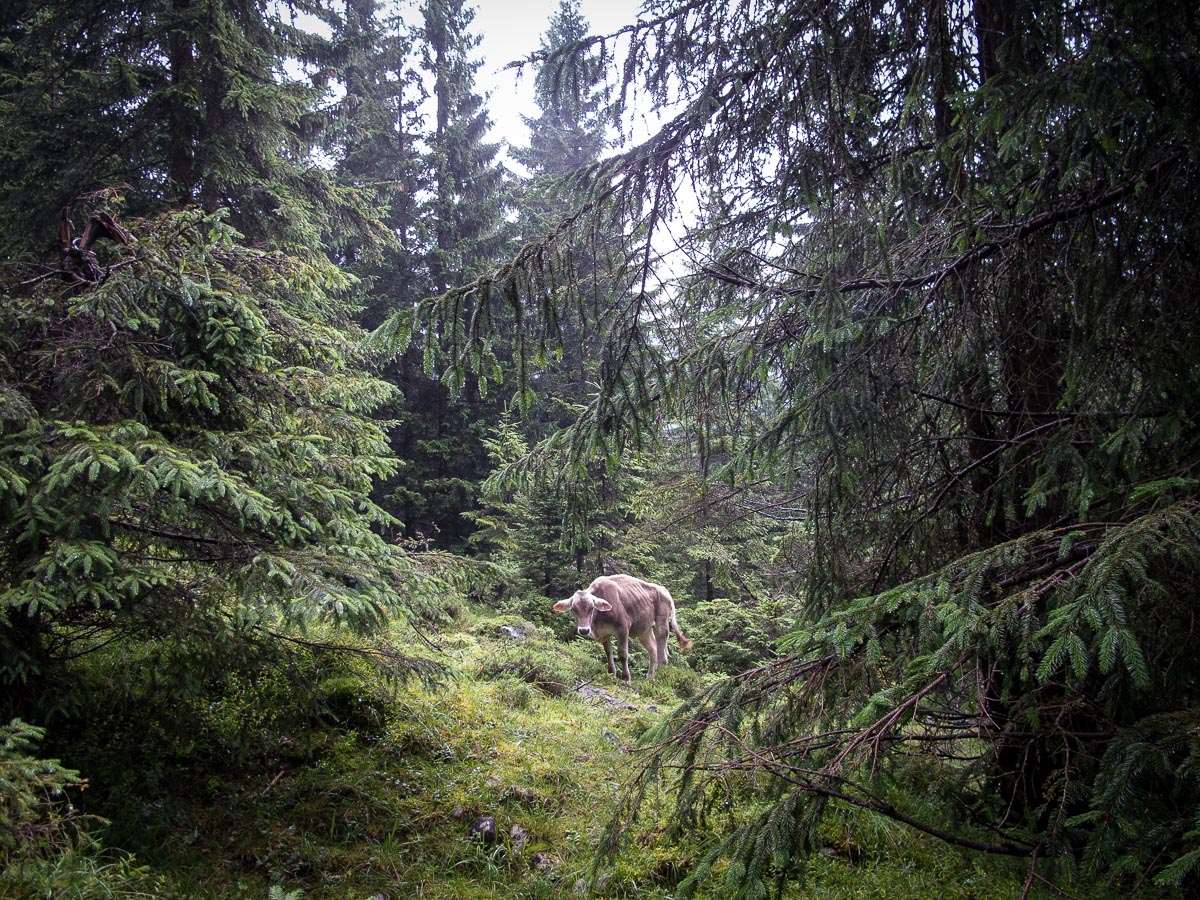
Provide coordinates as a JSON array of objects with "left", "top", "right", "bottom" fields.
[
  {"left": 478, "top": 0, "right": 635, "bottom": 583},
  {"left": 0, "top": 0, "right": 447, "bottom": 714},
  {"left": 419, "top": 0, "right": 508, "bottom": 293},
  {"left": 0, "top": 0, "right": 382, "bottom": 254},
  {"left": 0, "top": 205, "right": 445, "bottom": 700},
  {"left": 512, "top": 0, "right": 608, "bottom": 241},
  {"left": 325, "top": 0, "right": 427, "bottom": 286},
  {"left": 368, "top": 0, "right": 511, "bottom": 551}
]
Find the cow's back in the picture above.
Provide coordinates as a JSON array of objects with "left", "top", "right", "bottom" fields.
[{"left": 589, "top": 574, "right": 662, "bottom": 634}]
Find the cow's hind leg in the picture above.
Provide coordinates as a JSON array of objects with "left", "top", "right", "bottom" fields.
[
  {"left": 655, "top": 616, "right": 670, "bottom": 667},
  {"left": 638, "top": 630, "right": 659, "bottom": 679}
]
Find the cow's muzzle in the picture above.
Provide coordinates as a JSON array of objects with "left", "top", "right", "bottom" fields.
[{"left": 576, "top": 626, "right": 591, "bottom": 637}]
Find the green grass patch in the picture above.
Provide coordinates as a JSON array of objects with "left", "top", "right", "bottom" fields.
[{"left": 13, "top": 603, "right": 1139, "bottom": 898}]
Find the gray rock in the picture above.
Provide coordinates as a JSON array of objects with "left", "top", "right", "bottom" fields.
[
  {"left": 468, "top": 815, "right": 498, "bottom": 845},
  {"left": 576, "top": 683, "right": 638, "bottom": 710},
  {"left": 509, "top": 823, "right": 528, "bottom": 852}
]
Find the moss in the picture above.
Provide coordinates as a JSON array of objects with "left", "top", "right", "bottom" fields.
[{"left": 35, "top": 605, "right": 1135, "bottom": 898}]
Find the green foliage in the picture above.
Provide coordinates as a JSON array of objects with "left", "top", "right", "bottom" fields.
[
  {"left": 344, "top": 0, "right": 513, "bottom": 552},
  {"left": 0, "top": 719, "right": 91, "bottom": 861},
  {"left": 682, "top": 598, "right": 780, "bottom": 675},
  {"left": 0, "top": 604, "right": 1124, "bottom": 897},
  {"left": 0, "top": 207, "right": 453, "bottom": 698},
  {"left": 476, "top": 642, "right": 575, "bottom": 699},
  {"left": 0, "top": 718, "right": 162, "bottom": 898},
  {"left": 44, "top": 628, "right": 416, "bottom": 838},
  {"left": 467, "top": 414, "right": 588, "bottom": 597},
  {"left": 4, "top": 0, "right": 1197, "bottom": 894},
  {"left": 410, "top": 0, "right": 1200, "bottom": 894},
  {"left": 615, "top": 499, "right": 1200, "bottom": 897},
  {"left": 0, "top": 0, "right": 379, "bottom": 254},
  {"left": 1070, "top": 709, "right": 1200, "bottom": 889}
]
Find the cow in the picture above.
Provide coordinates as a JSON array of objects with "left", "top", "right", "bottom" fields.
[{"left": 554, "top": 574, "right": 692, "bottom": 684}]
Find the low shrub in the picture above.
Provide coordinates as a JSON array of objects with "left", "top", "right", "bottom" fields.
[
  {"left": 681, "top": 597, "right": 783, "bottom": 675},
  {"left": 0, "top": 718, "right": 159, "bottom": 898},
  {"left": 477, "top": 653, "right": 571, "bottom": 697}
]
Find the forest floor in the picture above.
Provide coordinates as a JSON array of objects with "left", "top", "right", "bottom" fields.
[{"left": 13, "top": 604, "right": 1120, "bottom": 898}]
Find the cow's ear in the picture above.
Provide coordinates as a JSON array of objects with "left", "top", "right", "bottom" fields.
[
  {"left": 553, "top": 598, "right": 573, "bottom": 612},
  {"left": 593, "top": 598, "right": 613, "bottom": 612}
]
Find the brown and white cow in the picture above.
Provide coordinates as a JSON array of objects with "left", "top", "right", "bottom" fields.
[{"left": 554, "top": 574, "right": 692, "bottom": 684}]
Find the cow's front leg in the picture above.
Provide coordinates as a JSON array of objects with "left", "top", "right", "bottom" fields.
[
  {"left": 617, "top": 631, "right": 631, "bottom": 684},
  {"left": 602, "top": 636, "right": 616, "bottom": 676}
]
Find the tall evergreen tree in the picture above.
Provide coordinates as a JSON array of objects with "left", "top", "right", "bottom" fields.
[
  {"left": 325, "top": 0, "right": 428, "bottom": 319},
  {"left": 0, "top": 0, "right": 447, "bottom": 713},
  {"left": 367, "top": 0, "right": 511, "bottom": 551},
  {"left": 419, "top": 0, "right": 508, "bottom": 292},
  {"left": 0, "top": 205, "right": 445, "bottom": 703},
  {"left": 0, "top": 0, "right": 156, "bottom": 255},
  {"left": 511, "top": 0, "right": 612, "bottom": 422},
  {"left": 477, "top": 0, "right": 635, "bottom": 583},
  {"left": 0, "top": 0, "right": 377, "bottom": 254},
  {"left": 512, "top": 0, "right": 608, "bottom": 237}
]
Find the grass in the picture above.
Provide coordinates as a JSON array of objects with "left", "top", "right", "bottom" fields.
[
  {"left": 55, "top": 608, "right": 691, "bottom": 899},
  {"left": 3, "top": 602, "right": 1140, "bottom": 898}
]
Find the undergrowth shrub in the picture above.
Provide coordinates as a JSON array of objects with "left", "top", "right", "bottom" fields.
[
  {"left": 495, "top": 589, "right": 566, "bottom": 630},
  {"left": 0, "top": 719, "right": 157, "bottom": 898},
  {"left": 316, "top": 671, "right": 392, "bottom": 740},
  {"left": 681, "top": 597, "right": 782, "bottom": 675},
  {"left": 494, "top": 676, "right": 537, "bottom": 709},
  {"left": 42, "top": 632, "right": 404, "bottom": 849},
  {"left": 640, "top": 665, "right": 702, "bottom": 701},
  {"left": 477, "top": 651, "right": 571, "bottom": 697},
  {"left": 0, "top": 719, "right": 93, "bottom": 863}
]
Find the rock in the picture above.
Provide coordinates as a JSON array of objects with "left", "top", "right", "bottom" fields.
[
  {"left": 529, "top": 851, "right": 553, "bottom": 871},
  {"left": 450, "top": 805, "right": 470, "bottom": 820},
  {"left": 503, "top": 785, "right": 538, "bottom": 806},
  {"left": 575, "top": 873, "right": 608, "bottom": 894},
  {"left": 576, "top": 683, "right": 638, "bottom": 710},
  {"left": 509, "top": 823, "right": 528, "bottom": 852},
  {"left": 468, "top": 815, "right": 498, "bottom": 845},
  {"left": 498, "top": 624, "right": 527, "bottom": 641}
]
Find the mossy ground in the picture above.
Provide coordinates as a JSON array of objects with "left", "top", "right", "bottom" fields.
[{"left": 4, "top": 604, "right": 1125, "bottom": 898}]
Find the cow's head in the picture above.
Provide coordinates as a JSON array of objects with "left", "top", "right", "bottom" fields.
[{"left": 553, "top": 590, "right": 612, "bottom": 639}]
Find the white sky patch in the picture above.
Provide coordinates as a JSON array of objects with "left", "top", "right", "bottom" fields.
[
  {"left": 472, "top": 0, "right": 649, "bottom": 156},
  {"left": 285, "top": 1, "right": 655, "bottom": 164}
]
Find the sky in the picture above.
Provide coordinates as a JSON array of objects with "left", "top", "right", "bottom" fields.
[{"left": 470, "top": 0, "right": 646, "bottom": 159}]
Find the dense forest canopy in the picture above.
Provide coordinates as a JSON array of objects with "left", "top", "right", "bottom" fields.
[{"left": 2, "top": 0, "right": 1199, "bottom": 895}]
